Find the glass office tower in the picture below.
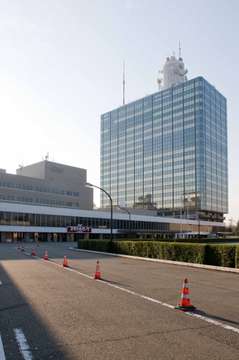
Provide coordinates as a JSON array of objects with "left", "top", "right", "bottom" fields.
[{"left": 100, "top": 76, "right": 228, "bottom": 221}]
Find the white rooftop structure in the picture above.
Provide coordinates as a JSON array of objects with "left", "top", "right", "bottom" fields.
[{"left": 157, "top": 54, "right": 188, "bottom": 90}]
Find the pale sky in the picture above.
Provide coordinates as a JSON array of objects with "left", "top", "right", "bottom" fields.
[{"left": 0, "top": 0, "right": 238, "bottom": 222}]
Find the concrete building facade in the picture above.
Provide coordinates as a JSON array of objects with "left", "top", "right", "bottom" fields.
[
  {"left": 0, "top": 161, "right": 224, "bottom": 242},
  {"left": 0, "top": 160, "right": 93, "bottom": 210},
  {"left": 0, "top": 202, "right": 223, "bottom": 242}
]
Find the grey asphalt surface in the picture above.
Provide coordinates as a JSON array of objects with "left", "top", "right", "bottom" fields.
[{"left": 0, "top": 242, "right": 239, "bottom": 360}]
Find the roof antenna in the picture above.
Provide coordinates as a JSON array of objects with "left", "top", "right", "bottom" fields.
[
  {"left": 123, "top": 61, "right": 126, "bottom": 105},
  {"left": 179, "top": 40, "right": 182, "bottom": 58}
]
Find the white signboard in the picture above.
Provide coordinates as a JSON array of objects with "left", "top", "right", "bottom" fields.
[{"left": 67, "top": 224, "right": 91, "bottom": 233}]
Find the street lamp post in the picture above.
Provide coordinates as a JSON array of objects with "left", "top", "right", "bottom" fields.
[
  {"left": 198, "top": 211, "right": 201, "bottom": 237},
  {"left": 86, "top": 183, "right": 113, "bottom": 242},
  {"left": 117, "top": 205, "right": 132, "bottom": 235},
  {"left": 180, "top": 207, "right": 183, "bottom": 234},
  {"left": 180, "top": 194, "right": 186, "bottom": 235}
]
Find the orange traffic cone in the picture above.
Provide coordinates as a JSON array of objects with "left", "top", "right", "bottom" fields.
[
  {"left": 175, "top": 278, "right": 196, "bottom": 311},
  {"left": 31, "top": 248, "right": 36, "bottom": 256},
  {"left": 94, "top": 260, "right": 101, "bottom": 280},
  {"left": 63, "top": 256, "right": 69, "bottom": 268},
  {"left": 43, "top": 250, "right": 48, "bottom": 260}
]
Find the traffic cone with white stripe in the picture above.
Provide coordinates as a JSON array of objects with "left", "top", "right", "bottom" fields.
[
  {"left": 63, "top": 256, "right": 69, "bottom": 268},
  {"left": 43, "top": 250, "right": 48, "bottom": 260},
  {"left": 175, "top": 278, "right": 196, "bottom": 311},
  {"left": 94, "top": 260, "right": 101, "bottom": 280}
]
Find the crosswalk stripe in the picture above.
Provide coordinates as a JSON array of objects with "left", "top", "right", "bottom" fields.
[
  {"left": 0, "top": 335, "right": 6, "bottom": 360},
  {"left": 14, "top": 328, "right": 33, "bottom": 360}
]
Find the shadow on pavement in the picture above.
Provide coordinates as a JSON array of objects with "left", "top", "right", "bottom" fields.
[
  {"left": 0, "top": 263, "right": 72, "bottom": 360},
  {"left": 194, "top": 309, "right": 239, "bottom": 327},
  {"left": 98, "top": 277, "right": 132, "bottom": 287}
]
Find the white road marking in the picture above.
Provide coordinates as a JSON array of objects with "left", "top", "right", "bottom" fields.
[
  {"left": 185, "top": 312, "right": 239, "bottom": 334},
  {"left": 14, "top": 328, "right": 33, "bottom": 360},
  {"left": 98, "top": 280, "right": 239, "bottom": 334},
  {"left": 100, "top": 280, "right": 175, "bottom": 310},
  {"left": 58, "top": 263, "right": 93, "bottom": 280},
  {"left": 0, "top": 281, "right": 2, "bottom": 286},
  {"left": 24, "top": 250, "right": 93, "bottom": 280},
  {"left": 19, "top": 248, "right": 239, "bottom": 336},
  {"left": 0, "top": 335, "right": 6, "bottom": 360}
]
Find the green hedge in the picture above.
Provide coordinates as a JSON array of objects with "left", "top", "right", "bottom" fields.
[
  {"left": 78, "top": 240, "right": 238, "bottom": 268},
  {"left": 88, "top": 237, "right": 239, "bottom": 244},
  {"left": 204, "top": 245, "right": 236, "bottom": 267},
  {"left": 169, "top": 238, "right": 239, "bottom": 244},
  {"left": 236, "top": 246, "right": 239, "bottom": 268}
]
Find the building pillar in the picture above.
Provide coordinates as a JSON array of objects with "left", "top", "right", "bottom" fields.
[
  {"left": 1, "top": 233, "right": 6, "bottom": 243},
  {"left": 47, "top": 233, "right": 52, "bottom": 242},
  {"left": 24, "top": 233, "right": 30, "bottom": 242}
]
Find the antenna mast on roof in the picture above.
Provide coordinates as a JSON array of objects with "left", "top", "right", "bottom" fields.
[
  {"left": 179, "top": 40, "right": 182, "bottom": 58},
  {"left": 123, "top": 61, "right": 126, "bottom": 105}
]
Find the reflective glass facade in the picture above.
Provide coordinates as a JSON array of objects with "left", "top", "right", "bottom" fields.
[{"left": 101, "top": 77, "right": 228, "bottom": 218}]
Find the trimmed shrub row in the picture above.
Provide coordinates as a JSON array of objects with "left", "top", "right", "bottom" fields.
[
  {"left": 78, "top": 240, "right": 239, "bottom": 268},
  {"left": 236, "top": 246, "right": 239, "bottom": 268},
  {"left": 204, "top": 245, "right": 236, "bottom": 267},
  {"left": 86, "top": 237, "right": 239, "bottom": 244},
  {"left": 162, "top": 238, "right": 239, "bottom": 244}
]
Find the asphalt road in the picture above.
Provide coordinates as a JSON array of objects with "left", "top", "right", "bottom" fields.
[{"left": 0, "top": 242, "right": 239, "bottom": 360}]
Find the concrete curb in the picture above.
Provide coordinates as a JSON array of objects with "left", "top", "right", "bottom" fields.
[{"left": 69, "top": 247, "right": 239, "bottom": 274}]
